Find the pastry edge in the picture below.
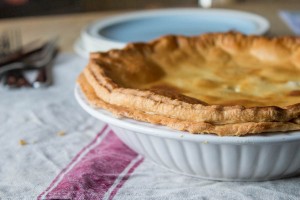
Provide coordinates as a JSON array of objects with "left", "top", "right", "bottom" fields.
[{"left": 78, "top": 73, "right": 300, "bottom": 136}]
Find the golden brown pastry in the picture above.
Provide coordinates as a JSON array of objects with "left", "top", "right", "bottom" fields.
[{"left": 77, "top": 32, "right": 300, "bottom": 136}]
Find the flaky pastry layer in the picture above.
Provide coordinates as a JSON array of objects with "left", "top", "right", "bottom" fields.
[{"left": 78, "top": 74, "right": 300, "bottom": 136}]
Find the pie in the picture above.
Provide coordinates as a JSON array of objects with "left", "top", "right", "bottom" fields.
[{"left": 77, "top": 32, "right": 300, "bottom": 136}]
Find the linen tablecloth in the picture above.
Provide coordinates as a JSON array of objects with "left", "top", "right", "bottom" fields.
[{"left": 1, "top": 54, "right": 300, "bottom": 200}]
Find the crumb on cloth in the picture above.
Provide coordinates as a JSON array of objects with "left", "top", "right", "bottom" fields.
[
  {"left": 57, "top": 130, "right": 66, "bottom": 136},
  {"left": 19, "top": 139, "right": 27, "bottom": 146}
]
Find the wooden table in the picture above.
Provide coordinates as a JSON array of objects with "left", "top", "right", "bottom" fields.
[{"left": 0, "top": 1, "right": 299, "bottom": 52}]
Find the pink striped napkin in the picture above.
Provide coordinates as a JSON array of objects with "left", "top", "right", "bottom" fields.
[{"left": 38, "top": 125, "right": 144, "bottom": 200}]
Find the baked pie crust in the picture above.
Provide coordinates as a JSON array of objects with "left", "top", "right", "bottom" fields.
[{"left": 78, "top": 32, "right": 300, "bottom": 136}]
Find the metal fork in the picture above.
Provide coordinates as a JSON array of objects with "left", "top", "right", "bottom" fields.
[
  {"left": 0, "top": 29, "right": 21, "bottom": 57},
  {"left": 0, "top": 38, "right": 57, "bottom": 75},
  {"left": 0, "top": 30, "right": 29, "bottom": 88}
]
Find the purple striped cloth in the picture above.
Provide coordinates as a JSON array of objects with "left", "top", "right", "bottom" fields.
[{"left": 38, "top": 125, "right": 143, "bottom": 200}]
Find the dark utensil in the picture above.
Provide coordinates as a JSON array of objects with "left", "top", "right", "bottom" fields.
[
  {"left": 32, "top": 48, "right": 58, "bottom": 88},
  {"left": 4, "top": 69, "right": 31, "bottom": 88}
]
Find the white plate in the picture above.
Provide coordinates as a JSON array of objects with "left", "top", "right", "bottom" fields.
[
  {"left": 75, "top": 8, "right": 270, "bottom": 58},
  {"left": 75, "top": 85, "right": 300, "bottom": 181}
]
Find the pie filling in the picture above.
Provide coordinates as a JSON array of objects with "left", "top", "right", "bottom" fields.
[{"left": 138, "top": 62, "right": 300, "bottom": 107}]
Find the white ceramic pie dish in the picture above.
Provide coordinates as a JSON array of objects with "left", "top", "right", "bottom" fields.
[
  {"left": 75, "top": 8, "right": 269, "bottom": 58},
  {"left": 75, "top": 85, "right": 300, "bottom": 181}
]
